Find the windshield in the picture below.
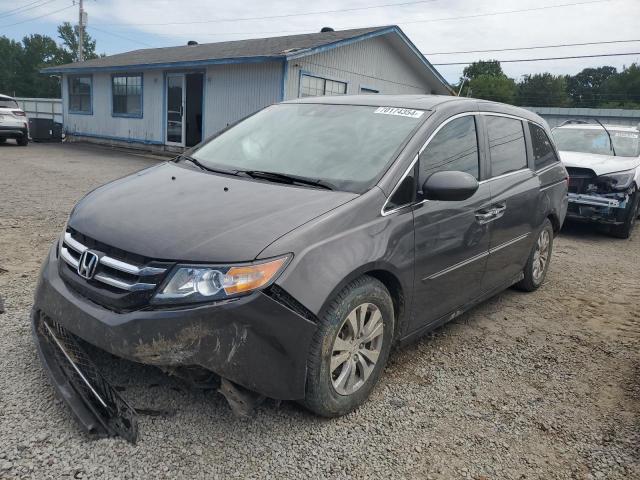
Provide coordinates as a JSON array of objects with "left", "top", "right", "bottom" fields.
[
  {"left": 191, "top": 104, "right": 426, "bottom": 192},
  {"left": 553, "top": 127, "right": 640, "bottom": 158},
  {"left": 0, "top": 98, "right": 19, "bottom": 109}
]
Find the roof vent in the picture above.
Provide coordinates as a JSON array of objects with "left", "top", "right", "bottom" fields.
[
  {"left": 187, "top": 40, "right": 198, "bottom": 46},
  {"left": 320, "top": 27, "right": 334, "bottom": 32}
]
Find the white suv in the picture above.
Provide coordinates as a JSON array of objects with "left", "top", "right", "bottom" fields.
[
  {"left": 0, "top": 94, "right": 29, "bottom": 146},
  {"left": 553, "top": 122, "right": 640, "bottom": 238}
]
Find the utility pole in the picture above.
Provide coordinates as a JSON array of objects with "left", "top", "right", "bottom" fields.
[{"left": 78, "top": 0, "right": 85, "bottom": 62}]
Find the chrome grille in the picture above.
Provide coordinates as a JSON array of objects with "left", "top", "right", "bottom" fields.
[{"left": 60, "top": 231, "right": 166, "bottom": 292}]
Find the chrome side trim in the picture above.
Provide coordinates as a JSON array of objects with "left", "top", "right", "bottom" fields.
[
  {"left": 478, "top": 168, "right": 530, "bottom": 184},
  {"left": 422, "top": 232, "right": 531, "bottom": 281},
  {"left": 489, "top": 233, "right": 530, "bottom": 254},
  {"left": 42, "top": 321, "right": 108, "bottom": 409},
  {"left": 93, "top": 274, "right": 156, "bottom": 292},
  {"left": 423, "top": 251, "right": 489, "bottom": 281},
  {"left": 99, "top": 256, "right": 166, "bottom": 276}
]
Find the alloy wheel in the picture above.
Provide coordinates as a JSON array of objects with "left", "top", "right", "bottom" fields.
[
  {"left": 532, "top": 229, "right": 550, "bottom": 283},
  {"left": 330, "top": 303, "right": 384, "bottom": 396}
]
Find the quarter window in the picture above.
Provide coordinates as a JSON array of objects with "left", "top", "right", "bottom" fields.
[
  {"left": 486, "top": 116, "right": 528, "bottom": 177},
  {"left": 529, "top": 123, "right": 558, "bottom": 170},
  {"left": 68, "top": 75, "right": 92, "bottom": 114},
  {"left": 300, "top": 74, "right": 347, "bottom": 97},
  {"left": 419, "top": 116, "right": 480, "bottom": 186},
  {"left": 112, "top": 74, "right": 143, "bottom": 117}
]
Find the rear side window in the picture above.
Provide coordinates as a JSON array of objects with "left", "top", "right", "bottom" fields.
[
  {"left": 419, "top": 116, "right": 480, "bottom": 186},
  {"left": 0, "top": 98, "right": 18, "bottom": 108},
  {"left": 529, "top": 123, "right": 558, "bottom": 170},
  {"left": 486, "top": 116, "right": 527, "bottom": 177}
]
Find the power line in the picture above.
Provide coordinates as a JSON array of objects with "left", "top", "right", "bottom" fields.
[
  {"left": 0, "top": 3, "right": 74, "bottom": 28},
  {"left": 95, "top": 0, "right": 606, "bottom": 29},
  {"left": 88, "top": 25, "right": 155, "bottom": 48},
  {"left": 95, "top": 0, "right": 438, "bottom": 27},
  {"left": 399, "top": 0, "right": 609, "bottom": 26},
  {"left": 433, "top": 52, "right": 640, "bottom": 66},
  {"left": 425, "top": 39, "right": 640, "bottom": 56},
  {"left": 0, "top": 0, "right": 55, "bottom": 19}
]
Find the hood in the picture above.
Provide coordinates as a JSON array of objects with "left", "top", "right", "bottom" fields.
[
  {"left": 68, "top": 162, "right": 358, "bottom": 262},
  {"left": 559, "top": 150, "right": 640, "bottom": 176}
]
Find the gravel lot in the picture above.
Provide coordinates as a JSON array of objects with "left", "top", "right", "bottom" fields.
[{"left": 0, "top": 142, "right": 638, "bottom": 479}]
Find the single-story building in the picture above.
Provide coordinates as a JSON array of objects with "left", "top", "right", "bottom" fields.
[{"left": 42, "top": 25, "right": 452, "bottom": 152}]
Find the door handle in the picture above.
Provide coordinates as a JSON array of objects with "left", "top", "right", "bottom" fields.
[{"left": 475, "top": 210, "right": 496, "bottom": 223}]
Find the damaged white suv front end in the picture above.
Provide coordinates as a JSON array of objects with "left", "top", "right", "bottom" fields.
[{"left": 553, "top": 123, "right": 640, "bottom": 238}]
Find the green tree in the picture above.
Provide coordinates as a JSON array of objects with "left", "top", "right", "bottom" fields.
[
  {"left": 0, "top": 37, "right": 23, "bottom": 96},
  {"left": 601, "top": 63, "right": 640, "bottom": 108},
  {"left": 18, "top": 34, "right": 62, "bottom": 97},
  {"left": 566, "top": 66, "right": 617, "bottom": 107},
  {"left": 516, "top": 73, "right": 570, "bottom": 107},
  {"left": 57, "top": 22, "right": 98, "bottom": 63},
  {"left": 462, "top": 60, "right": 504, "bottom": 80},
  {"left": 467, "top": 74, "right": 517, "bottom": 104}
]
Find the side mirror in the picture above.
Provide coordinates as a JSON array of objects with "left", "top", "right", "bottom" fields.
[{"left": 422, "top": 171, "right": 479, "bottom": 202}]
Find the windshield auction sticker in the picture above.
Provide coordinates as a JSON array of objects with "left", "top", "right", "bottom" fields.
[
  {"left": 614, "top": 132, "right": 639, "bottom": 139},
  {"left": 374, "top": 107, "right": 425, "bottom": 118}
]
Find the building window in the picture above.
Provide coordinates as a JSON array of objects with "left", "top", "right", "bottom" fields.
[
  {"left": 360, "top": 86, "right": 379, "bottom": 94},
  {"left": 68, "top": 75, "right": 92, "bottom": 114},
  {"left": 300, "top": 74, "right": 346, "bottom": 97},
  {"left": 112, "top": 74, "right": 143, "bottom": 117},
  {"left": 486, "top": 116, "right": 528, "bottom": 177}
]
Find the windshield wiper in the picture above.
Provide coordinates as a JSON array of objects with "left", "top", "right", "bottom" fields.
[
  {"left": 176, "top": 154, "right": 240, "bottom": 176},
  {"left": 239, "top": 170, "right": 334, "bottom": 190},
  {"left": 594, "top": 119, "right": 617, "bottom": 156}
]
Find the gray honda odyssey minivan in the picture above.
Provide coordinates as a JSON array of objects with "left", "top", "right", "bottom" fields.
[{"left": 32, "top": 95, "right": 568, "bottom": 441}]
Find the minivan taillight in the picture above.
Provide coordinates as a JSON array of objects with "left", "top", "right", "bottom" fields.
[{"left": 12, "top": 110, "right": 26, "bottom": 117}]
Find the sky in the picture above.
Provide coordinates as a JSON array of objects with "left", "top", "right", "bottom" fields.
[{"left": 1, "top": 0, "right": 639, "bottom": 84}]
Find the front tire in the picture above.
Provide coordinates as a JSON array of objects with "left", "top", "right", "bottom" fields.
[
  {"left": 516, "top": 219, "right": 554, "bottom": 292},
  {"left": 302, "top": 276, "right": 394, "bottom": 417}
]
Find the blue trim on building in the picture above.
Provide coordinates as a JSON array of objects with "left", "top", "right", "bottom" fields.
[
  {"left": 43, "top": 55, "right": 284, "bottom": 75},
  {"left": 110, "top": 72, "right": 144, "bottom": 119},
  {"left": 67, "top": 74, "right": 93, "bottom": 115},
  {"left": 280, "top": 59, "right": 288, "bottom": 101},
  {"left": 69, "top": 131, "right": 164, "bottom": 145}
]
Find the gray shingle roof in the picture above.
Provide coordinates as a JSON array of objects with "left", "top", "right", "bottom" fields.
[{"left": 42, "top": 26, "right": 391, "bottom": 73}]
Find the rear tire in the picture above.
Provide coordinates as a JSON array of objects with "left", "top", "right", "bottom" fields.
[
  {"left": 516, "top": 219, "right": 554, "bottom": 292},
  {"left": 17, "top": 135, "right": 28, "bottom": 147},
  {"left": 610, "top": 189, "right": 639, "bottom": 239},
  {"left": 302, "top": 276, "right": 394, "bottom": 417},
  {"left": 0, "top": 138, "right": 6, "bottom": 144}
]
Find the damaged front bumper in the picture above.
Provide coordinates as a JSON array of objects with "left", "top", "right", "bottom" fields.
[
  {"left": 566, "top": 191, "right": 630, "bottom": 225},
  {"left": 32, "top": 245, "right": 317, "bottom": 439}
]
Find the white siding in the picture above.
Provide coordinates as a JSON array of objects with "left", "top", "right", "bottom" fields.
[
  {"left": 203, "top": 61, "right": 282, "bottom": 137},
  {"left": 285, "top": 34, "right": 437, "bottom": 99},
  {"left": 63, "top": 71, "right": 164, "bottom": 144}
]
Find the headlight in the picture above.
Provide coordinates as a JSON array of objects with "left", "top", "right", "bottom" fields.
[
  {"left": 153, "top": 255, "right": 291, "bottom": 304},
  {"left": 596, "top": 169, "right": 636, "bottom": 191}
]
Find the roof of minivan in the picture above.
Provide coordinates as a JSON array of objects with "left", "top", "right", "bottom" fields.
[{"left": 285, "top": 95, "right": 546, "bottom": 125}]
